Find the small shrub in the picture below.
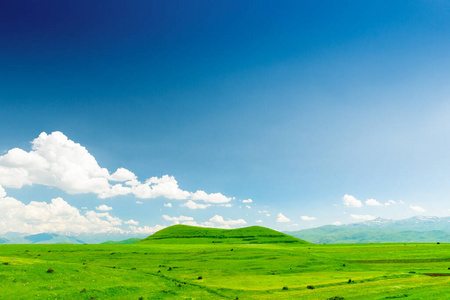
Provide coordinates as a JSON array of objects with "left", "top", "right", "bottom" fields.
[
  {"left": 80, "top": 288, "right": 87, "bottom": 293},
  {"left": 157, "top": 270, "right": 161, "bottom": 273},
  {"left": 47, "top": 268, "right": 54, "bottom": 273},
  {"left": 2, "top": 262, "right": 10, "bottom": 265},
  {"left": 307, "top": 285, "right": 315, "bottom": 289},
  {"left": 328, "top": 297, "right": 345, "bottom": 300},
  {"left": 342, "top": 264, "right": 346, "bottom": 267},
  {"left": 168, "top": 267, "right": 172, "bottom": 271},
  {"left": 231, "top": 249, "right": 233, "bottom": 251},
  {"left": 437, "top": 242, "right": 440, "bottom": 244},
  {"left": 198, "top": 276, "right": 203, "bottom": 280},
  {"left": 282, "top": 286, "right": 288, "bottom": 290},
  {"left": 131, "top": 267, "right": 136, "bottom": 270},
  {"left": 409, "top": 271, "right": 416, "bottom": 274},
  {"left": 138, "top": 297, "right": 144, "bottom": 300},
  {"left": 347, "top": 279, "right": 352, "bottom": 283}
]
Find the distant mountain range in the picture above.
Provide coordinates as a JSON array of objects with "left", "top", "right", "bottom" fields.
[
  {"left": 0, "top": 232, "right": 146, "bottom": 244},
  {"left": 1, "top": 216, "right": 449, "bottom": 244},
  {"left": 287, "top": 216, "right": 450, "bottom": 244}
]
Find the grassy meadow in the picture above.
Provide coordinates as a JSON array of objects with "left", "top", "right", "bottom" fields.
[{"left": 1, "top": 226, "right": 449, "bottom": 299}]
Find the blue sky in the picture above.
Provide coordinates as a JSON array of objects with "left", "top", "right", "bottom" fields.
[{"left": 1, "top": 1, "right": 450, "bottom": 236}]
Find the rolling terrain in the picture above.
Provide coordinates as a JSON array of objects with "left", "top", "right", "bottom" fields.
[{"left": 0, "top": 225, "right": 449, "bottom": 299}]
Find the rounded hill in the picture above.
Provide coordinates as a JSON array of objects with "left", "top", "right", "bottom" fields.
[{"left": 139, "top": 224, "right": 309, "bottom": 244}]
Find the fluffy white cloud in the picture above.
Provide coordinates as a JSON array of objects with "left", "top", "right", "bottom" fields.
[
  {"left": 256, "top": 220, "right": 263, "bottom": 223},
  {"left": 350, "top": 214, "right": 376, "bottom": 221},
  {"left": 132, "top": 175, "right": 191, "bottom": 200},
  {"left": 365, "top": 199, "right": 382, "bottom": 206},
  {"left": 0, "top": 194, "right": 123, "bottom": 235},
  {"left": 96, "top": 204, "right": 113, "bottom": 211},
  {"left": 342, "top": 194, "right": 363, "bottom": 207},
  {"left": 124, "top": 219, "right": 139, "bottom": 225},
  {"left": 190, "top": 190, "right": 232, "bottom": 203},
  {"left": 181, "top": 200, "right": 211, "bottom": 209},
  {"left": 0, "top": 132, "right": 236, "bottom": 203},
  {"left": 164, "top": 203, "right": 172, "bottom": 208},
  {"left": 219, "top": 203, "right": 232, "bottom": 207},
  {"left": 128, "top": 224, "right": 165, "bottom": 235},
  {"left": 0, "top": 132, "right": 110, "bottom": 193},
  {"left": 266, "top": 213, "right": 271, "bottom": 217},
  {"left": 209, "top": 215, "right": 247, "bottom": 226},
  {"left": 300, "top": 216, "right": 316, "bottom": 221},
  {"left": 410, "top": 205, "right": 426, "bottom": 212},
  {"left": 245, "top": 205, "right": 251, "bottom": 209},
  {"left": 242, "top": 199, "right": 253, "bottom": 203},
  {"left": 109, "top": 168, "right": 137, "bottom": 182},
  {"left": 0, "top": 185, "right": 5, "bottom": 198},
  {"left": 162, "top": 215, "right": 194, "bottom": 224},
  {"left": 332, "top": 221, "right": 342, "bottom": 226},
  {"left": 276, "top": 213, "right": 290, "bottom": 223}
]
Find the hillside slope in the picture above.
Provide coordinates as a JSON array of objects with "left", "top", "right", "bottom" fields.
[{"left": 140, "top": 224, "right": 308, "bottom": 244}]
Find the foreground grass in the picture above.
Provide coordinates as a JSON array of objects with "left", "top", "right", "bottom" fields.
[{"left": 0, "top": 242, "right": 449, "bottom": 299}]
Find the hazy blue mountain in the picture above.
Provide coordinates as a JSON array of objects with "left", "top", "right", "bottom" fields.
[{"left": 287, "top": 216, "right": 450, "bottom": 244}]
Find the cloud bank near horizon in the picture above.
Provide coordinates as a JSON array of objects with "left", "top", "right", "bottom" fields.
[{"left": 0, "top": 131, "right": 233, "bottom": 205}]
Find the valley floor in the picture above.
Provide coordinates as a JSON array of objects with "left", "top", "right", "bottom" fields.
[{"left": 0, "top": 242, "right": 449, "bottom": 299}]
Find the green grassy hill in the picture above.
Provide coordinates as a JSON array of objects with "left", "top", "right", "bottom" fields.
[{"left": 140, "top": 224, "right": 308, "bottom": 244}]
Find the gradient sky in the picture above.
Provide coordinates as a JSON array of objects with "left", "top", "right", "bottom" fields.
[{"left": 1, "top": 1, "right": 450, "bottom": 236}]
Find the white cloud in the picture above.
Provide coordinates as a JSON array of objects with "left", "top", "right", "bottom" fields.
[
  {"left": 300, "top": 216, "right": 316, "bottom": 221},
  {"left": 342, "top": 194, "right": 362, "bottom": 207},
  {"left": 0, "top": 132, "right": 237, "bottom": 203},
  {"left": 276, "top": 213, "right": 290, "bottom": 223},
  {"left": 245, "top": 205, "right": 251, "bottom": 209},
  {"left": 209, "top": 215, "right": 247, "bottom": 227},
  {"left": 96, "top": 204, "right": 113, "bottom": 211},
  {"left": 0, "top": 195, "right": 123, "bottom": 235},
  {"left": 125, "top": 219, "right": 139, "bottom": 225},
  {"left": 162, "top": 215, "right": 194, "bottom": 224},
  {"left": 365, "top": 199, "right": 382, "bottom": 206},
  {"left": 109, "top": 168, "right": 137, "bottom": 182},
  {"left": 410, "top": 205, "right": 426, "bottom": 212},
  {"left": 164, "top": 203, "right": 172, "bottom": 208},
  {"left": 129, "top": 225, "right": 165, "bottom": 235},
  {"left": 258, "top": 210, "right": 268, "bottom": 214},
  {"left": 256, "top": 220, "right": 263, "bottom": 223},
  {"left": 266, "top": 213, "right": 271, "bottom": 217},
  {"left": 332, "top": 221, "right": 342, "bottom": 226},
  {"left": 181, "top": 200, "right": 211, "bottom": 210},
  {"left": 136, "top": 201, "right": 143, "bottom": 204},
  {"left": 219, "top": 203, "right": 232, "bottom": 207},
  {"left": 0, "top": 185, "right": 5, "bottom": 198},
  {"left": 190, "top": 190, "right": 232, "bottom": 203},
  {"left": 242, "top": 199, "right": 253, "bottom": 203},
  {"left": 350, "top": 214, "right": 376, "bottom": 221}
]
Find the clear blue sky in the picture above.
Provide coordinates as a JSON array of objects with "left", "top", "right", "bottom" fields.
[{"left": 1, "top": 1, "right": 450, "bottom": 235}]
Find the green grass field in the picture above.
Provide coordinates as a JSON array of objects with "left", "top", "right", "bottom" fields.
[{"left": 1, "top": 225, "right": 449, "bottom": 299}]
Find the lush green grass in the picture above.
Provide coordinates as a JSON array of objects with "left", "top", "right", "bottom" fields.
[{"left": 1, "top": 227, "right": 449, "bottom": 299}]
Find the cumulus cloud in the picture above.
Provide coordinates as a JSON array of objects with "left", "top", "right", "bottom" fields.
[
  {"left": 0, "top": 194, "right": 123, "bottom": 235},
  {"left": 332, "top": 221, "right": 342, "bottom": 226},
  {"left": 256, "top": 220, "right": 263, "bottom": 223},
  {"left": 365, "top": 199, "right": 382, "bottom": 206},
  {"left": 124, "top": 219, "right": 139, "bottom": 225},
  {"left": 410, "top": 205, "right": 426, "bottom": 212},
  {"left": 342, "top": 194, "right": 363, "bottom": 207},
  {"left": 209, "top": 215, "right": 247, "bottom": 226},
  {"left": 242, "top": 199, "right": 253, "bottom": 203},
  {"left": 0, "top": 132, "right": 236, "bottom": 204},
  {"left": 350, "top": 214, "right": 376, "bottom": 221},
  {"left": 96, "top": 204, "right": 113, "bottom": 211},
  {"left": 164, "top": 203, "right": 172, "bottom": 208},
  {"left": 300, "top": 216, "right": 316, "bottom": 221},
  {"left": 0, "top": 185, "right": 5, "bottom": 198},
  {"left": 162, "top": 215, "right": 194, "bottom": 224},
  {"left": 190, "top": 190, "right": 232, "bottom": 203},
  {"left": 276, "top": 213, "right": 290, "bottom": 223},
  {"left": 128, "top": 224, "right": 165, "bottom": 235},
  {"left": 245, "top": 205, "right": 251, "bottom": 209},
  {"left": 180, "top": 200, "right": 211, "bottom": 210}
]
